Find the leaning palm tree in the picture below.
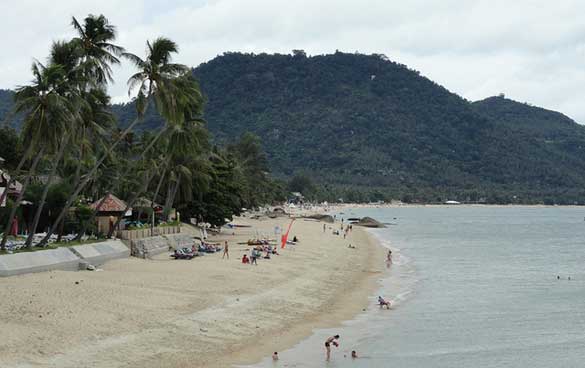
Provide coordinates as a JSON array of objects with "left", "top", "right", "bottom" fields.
[
  {"left": 0, "top": 62, "right": 77, "bottom": 249},
  {"left": 39, "top": 37, "right": 192, "bottom": 246}
]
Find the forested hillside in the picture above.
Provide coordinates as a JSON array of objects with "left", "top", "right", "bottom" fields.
[{"left": 4, "top": 52, "right": 585, "bottom": 204}]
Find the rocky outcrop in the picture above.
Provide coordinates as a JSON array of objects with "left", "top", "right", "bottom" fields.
[
  {"left": 352, "top": 216, "right": 386, "bottom": 228},
  {"left": 303, "top": 214, "right": 335, "bottom": 223}
]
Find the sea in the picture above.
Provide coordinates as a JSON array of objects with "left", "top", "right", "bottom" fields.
[{"left": 244, "top": 206, "right": 585, "bottom": 367}]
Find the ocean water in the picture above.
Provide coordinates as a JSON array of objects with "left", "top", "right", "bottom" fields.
[{"left": 245, "top": 206, "right": 585, "bottom": 367}]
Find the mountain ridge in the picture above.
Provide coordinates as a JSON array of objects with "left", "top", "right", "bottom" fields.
[{"left": 3, "top": 52, "right": 585, "bottom": 203}]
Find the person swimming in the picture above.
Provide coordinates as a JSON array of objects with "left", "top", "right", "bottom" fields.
[{"left": 378, "top": 296, "right": 391, "bottom": 309}]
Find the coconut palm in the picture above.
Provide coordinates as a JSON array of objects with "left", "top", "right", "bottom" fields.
[
  {"left": 71, "top": 14, "right": 124, "bottom": 87},
  {"left": 38, "top": 37, "right": 196, "bottom": 245},
  {"left": 0, "top": 61, "right": 78, "bottom": 249},
  {"left": 38, "top": 37, "right": 194, "bottom": 246}
]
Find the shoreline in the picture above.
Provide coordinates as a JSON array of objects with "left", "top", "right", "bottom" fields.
[
  {"left": 225, "top": 227, "right": 385, "bottom": 368},
  {"left": 0, "top": 216, "right": 386, "bottom": 368}
]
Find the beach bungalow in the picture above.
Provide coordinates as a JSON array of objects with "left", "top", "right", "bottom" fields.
[
  {"left": 90, "top": 193, "right": 130, "bottom": 235},
  {"left": 0, "top": 168, "right": 23, "bottom": 207}
]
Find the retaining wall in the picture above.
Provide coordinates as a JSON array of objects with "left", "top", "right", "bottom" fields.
[
  {"left": 70, "top": 240, "right": 130, "bottom": 266},
  {"left": 0, "top": 248, "right": 81, "bottom": 277}
]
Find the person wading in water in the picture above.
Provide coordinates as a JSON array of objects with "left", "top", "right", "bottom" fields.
[{"left": 324, "top": 334, "right": 340, "bottom": 361}]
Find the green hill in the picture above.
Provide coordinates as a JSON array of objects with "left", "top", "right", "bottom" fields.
[{"left": 3, "top": 52, "right": 585, "bottom": 204}]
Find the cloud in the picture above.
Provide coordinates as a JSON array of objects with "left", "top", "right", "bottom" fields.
[{"left": 2, "top": 0, "right": 585, "bottom": 122}]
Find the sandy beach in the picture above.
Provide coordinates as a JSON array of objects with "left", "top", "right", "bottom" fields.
[{"left": 0, "top": 216, "right": 384, "bottom": 368}]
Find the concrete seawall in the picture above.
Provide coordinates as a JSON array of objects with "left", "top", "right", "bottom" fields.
[
  {"left": 0, "top": 240, "right": 130, "bottom": 277},
  {"left": 0, "top": 248, "right": 81, "bottom": 277},
  {"left": 70, "top": 240, "right": 130, "bottom": 266}
]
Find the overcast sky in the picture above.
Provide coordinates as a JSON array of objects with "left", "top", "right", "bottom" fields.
[{"left": 2, "top": 0, "right": 585, "bottom": 122}]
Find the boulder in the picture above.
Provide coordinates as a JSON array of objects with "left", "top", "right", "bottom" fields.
[
  {"left": 304, "top": 214, "right": 334, "bottom": 223},
  {"left": 353, "top": 216, "right": 386, "bottom": 228}
]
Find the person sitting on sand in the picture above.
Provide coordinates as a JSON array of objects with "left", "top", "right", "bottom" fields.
[
  {"left": 324, "top": 334, "right": 340, "bottom": 361},
  {"left": 242, "top": 254, "right": 250, "bottom": 264},
  {"left": 378, "top": 296, "right": 391, "bottom": 309},
  {"left": 272, "top": 352, "right": 279, "bottom": 361},
  {"left": 292, "top": 235, "right": 298, "bottom": 243},
  {"left": 351, "top": 350, "right": 358, "bottom": 359}
]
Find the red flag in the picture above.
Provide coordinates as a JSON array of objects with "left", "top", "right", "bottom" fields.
[{"left": 281, "top": 219, "right": 295, "bottom": 248}]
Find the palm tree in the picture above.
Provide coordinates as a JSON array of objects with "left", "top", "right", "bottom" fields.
[
  {"left": 71, "top": 14, "right": 124, "bottom": 87},
  {"left": 0, "top": 61, "right": 77, "bottom": 249},
  {"left": 39, "top": 37, "right": 192, "bottom": 246},
  {"left": 19, "top": 15, "right": 122, "bottom": 248}
]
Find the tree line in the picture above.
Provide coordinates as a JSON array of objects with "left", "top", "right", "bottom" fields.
[{"left": 0, "top": 14, "right": 285, "bottom": 251}]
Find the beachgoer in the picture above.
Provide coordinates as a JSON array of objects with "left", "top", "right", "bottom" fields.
[
  {"left": 324, "top": 334, "right": 340, "bottom": 361},
  {"left": 323, "top": 223, "right": 326, "bottom": 232},
  {"left": 272, "top": 352, "right": 279, "bottom": 361},
  {"left": 557, "top": 275, "right": 560, "bottom": 280},
  {"left": 222, "top": 241, "right": 229, "bottom": 259},
  {"left": 378, "top": 296, "right": 391, "bottom": 309},
  {"left": 351, "top": 350, "right": 358, "bottom": 359},
  {"left": 242, "top": 254, "right": 250, "bottom": 264},
  {"left": 251, "top": 248, "right": 259, "bottom": 265},
  {"left": 387, "top": 250, "right": 392, "bottom": 262},
  {"left": 293, "top": 235, "right": 298, "bottom": 243},
  {"left": 349, "top": 224, "right": 352, "bottom": 231}
]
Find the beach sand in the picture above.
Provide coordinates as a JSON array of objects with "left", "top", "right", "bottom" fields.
[{"left": 0, "top": 216, "right": 384, "bottom": 368}]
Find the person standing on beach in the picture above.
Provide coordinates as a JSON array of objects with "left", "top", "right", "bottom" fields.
[
  {"left": 222, "top": 241, "right": 229, "bottom": 259},
  {"left": 324, "top": 334, "right": 340, "bottom": 361},
  {"left": 323, "top": 223, "right": 326, "bottom": 233}
]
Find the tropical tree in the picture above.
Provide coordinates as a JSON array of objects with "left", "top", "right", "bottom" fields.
[
  {"left": 70, "top": 14, "right": 124, "bottom": 87},
  {"left": 0, "top": 61, "right": 78, "bottom": 249},
  {"left": 38, "top": 36, "right": 191, "bottom": 246}
]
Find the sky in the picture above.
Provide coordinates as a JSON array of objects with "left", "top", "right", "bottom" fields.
[{"left": 2, "top": 0, "right": 585, "bottom": 122}]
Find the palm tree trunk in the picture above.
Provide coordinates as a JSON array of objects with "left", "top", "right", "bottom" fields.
[
  {"left": 73, "top": 136, "right": 84, "bottom": 189},
  {"left": 38, "top": 115, "right": 144, "bottom": 247},
  {"left": 25, "top": 136, "right": 68, "bottom": 248},
  {"left": 168, "top": 181, "right": 180, "bottom": 216},
  {"left": 163, "top": 181, "right": 174, "bottom": 220},
  {"left": 0, "top": 144, "right": 35, "bottom": 207},
  {"left": 56, "top": 216, "right": 65, "bottom": 243},
  {"left": 150, "top": 160, "right": 169, "bottom": 235},
  {"left": 0, "top": 146, "right": 45, "bottom": 250},
  {"left": 141, "top": 125, "right": 168, "bottom": 158}
]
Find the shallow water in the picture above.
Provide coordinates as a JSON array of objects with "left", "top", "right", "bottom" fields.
[{"left": 245, "top": 206, "right": 585, "bottom": 367}]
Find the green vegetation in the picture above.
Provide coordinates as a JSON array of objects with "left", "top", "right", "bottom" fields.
[
  {"left": 0, "top": 15, "right": 284, "bottom": 250},
  {"left": 98, "top": 52, "right": 585, "bottom": 204},
  {"left": 3, "top": 47, "right": 585, "bottom": 205}
]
